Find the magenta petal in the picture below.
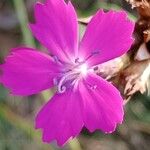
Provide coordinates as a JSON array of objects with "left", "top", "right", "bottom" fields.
[
  {"left": 30, "top": 0, "right": 78, "bottom": 63},
  {"left": 79, "top": 10, "right": 134, "bottom": 66},
  {"left": 79, "top": 73, "right": 124, "bottom": 133},
  {"left": 36, "top": 73, "right": 124, "bottom": 146},
  {"left": 36, "top": 88, "right": 84, "bottom": 146},
  {"left": 0, "top": 47, "right": 61, "bottom": 96}
]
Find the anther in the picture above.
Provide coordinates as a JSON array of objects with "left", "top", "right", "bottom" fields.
[
  {"left": 87, "top": 83, "right": 97, "bottom": 90},
  {"left": 75, "top": 58, "right": 80, "bottom": 63},
  {"left": 85, "top": 50, "right": 100, "bottom": 61},
  {"left": 90, "top": 85, "right": 97, "bottom": 90},
  {"left": 53, "top": 56, "right": 59, "bottom": 63},
  {"left": 53, "top": 56, "right": 64, "bottom": 65},
  {"left": 93, "top": 66, "right": 99, "bottom": 71},
  {"left": 91, "top": 51, "right": 100, "bottom": 55}
]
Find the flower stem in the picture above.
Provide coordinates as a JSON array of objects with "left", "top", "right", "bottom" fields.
[
  {"left": 68, "top": 138, "right": 82, "bottom": 150},
  {"left": 0, "top": 104, "right": 54, "bottom": 150},
  {"left": 13, "top": 0, "right": 35, "bottom": 47}
]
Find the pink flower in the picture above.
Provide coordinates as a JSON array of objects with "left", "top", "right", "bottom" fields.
[{"left": 0, "top": 0, "right": 134, "bottom": 146}]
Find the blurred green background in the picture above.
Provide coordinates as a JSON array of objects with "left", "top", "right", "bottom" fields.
[{"left": 0, "top": 0, "right": 150, "bottom": 150}]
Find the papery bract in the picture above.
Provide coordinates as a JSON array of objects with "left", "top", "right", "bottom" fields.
[{"left": 0, "top": 0, "right": 134, "bottom": 146}]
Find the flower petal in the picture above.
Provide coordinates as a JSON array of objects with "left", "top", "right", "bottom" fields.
[
  {"left": 36, "top": 72, "right": 124, "bottom": 146},
  {"left": 79, "top": 73, "right": 124, "bottom": 133},
  {"left": 79, "top": 10, "right": 134, "bottom": 66},
  {"left": 30, "top": 0, "right": 78, "bottom": 63},
  {"left": 0, "top": 47, "right": 61, "bottom": 96},
  {"left": 36, "top": 88, "right": 84, "bottom": 146}
]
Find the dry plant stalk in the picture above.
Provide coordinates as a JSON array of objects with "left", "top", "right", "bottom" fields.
[{"left": 121, "top": 0, "right": 150, "bottom": 100}]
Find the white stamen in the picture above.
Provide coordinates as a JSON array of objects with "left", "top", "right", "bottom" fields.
[
  {"left": 56, "top": 63, "right": 88, "bottom": 93},
  {"left": 57, "top": 71, "right": 78, "bottom": 93}
]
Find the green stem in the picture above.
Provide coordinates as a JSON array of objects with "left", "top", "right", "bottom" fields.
[
  {"left": 68, "top": 138, "right": 82, "bottom": 150},
  {"left": 13, "top": 0, "right": 35, "bottom": 47},
  {"left": 0, "top": 104, "right": 54, "bottom": 150}
]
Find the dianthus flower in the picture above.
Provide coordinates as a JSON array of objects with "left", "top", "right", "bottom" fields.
[{"left": 0, "top": 0, "right": 134, "bottom": 146}]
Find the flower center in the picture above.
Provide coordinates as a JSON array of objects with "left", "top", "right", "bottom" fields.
[
  {"left": 53, "top": 51, "right": 100, "bottom": 93},
  {"left": 78, "top": 64, "right": 88, "bottom": 75},
  {"left": 54, "top": 62, "right": 88, "bottom": 93}
]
